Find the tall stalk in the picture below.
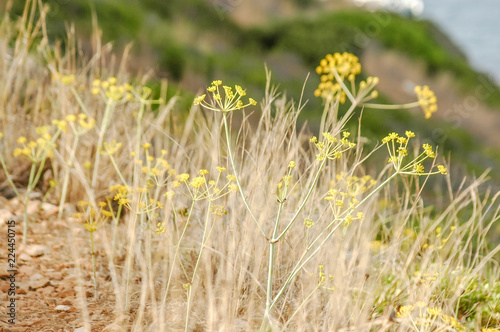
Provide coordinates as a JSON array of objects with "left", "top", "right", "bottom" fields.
[{"left": 222, "top": 113, "right": 268, "bottom": 239}]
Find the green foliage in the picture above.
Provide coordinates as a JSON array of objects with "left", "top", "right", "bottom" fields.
[
  {"left": 457, "top": 279, "right": 500, "bottom": 328},
  {"left": 160, "top": 43, "right": 187, "bottom": 81}
]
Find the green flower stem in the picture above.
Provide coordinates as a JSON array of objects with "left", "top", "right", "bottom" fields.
[
  {"left": 332, "top": 69, "right": 356, "bottom": 105},
  {"left": 270, "top": 219, "right": 344, "bottom": 310},
  {"left": 272, "top": 158, "right": 328, "bottom": 243},
  {"left": 185, "top": 201, "right": 213, "bottom": 331},
  {"left": 22, "top": 129, "right": 62, "bottom": 243},
  {"left": 190, "top": 201, "right": 213, "bottom": 284},
  {"left": 108, "top": 153, "right": 129, "bottom": 186},
  {"left": 270, "top": 171, "right": 399, "bottom": 309},
  {"left": 265, "top": 167, "right": 294, "bottom": 320},
  {"left": 222, "top": 112, "right": 268, "bottom": 240},
  {"left": 0, "top": 152, "right": 19, "bottom": 197},
  {"left": 265, "top": 200, "right": 284, "bottom": 319},
  {"left": 284, "top": 282, "right": 323, "bottom": 327},
  {"left": 58, "top": 135, "right": 80, "bottom": 219},
  {"left": 160, "top": 200, "right": 196, "bottom": 312},
  {"left": 135, "top": 101, "right": 146, "bottom": 156},
  {"left": 325, "top": 75, "right": 362, "bottom": 134},
  {"left": 319, "top": 96, "right": 341, "bottom": 135},
  {"left": 184, "top": 286, "right": 193, "bottom": 331},
  {"left": 71, "top": 87, "right": 91, "bottom": 118},
  {"left": 111, "top": 203, "right": 123, "bottom": 259},
  {"left": 91, "top": 100, "right": 114, "bottom": 188},
  {"left": 90, "top": 229, "right": 98, "bottom": 299},
  {"left": 124, "top": 211, "right": 139, "bottom": 311},
  {"left": 362, "top": 102, "right": 420, "bottom": 110}
]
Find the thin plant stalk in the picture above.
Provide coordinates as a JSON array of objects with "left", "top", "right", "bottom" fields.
[
  {"left": 22, "top": 154, "right": 47, "bottom": 244},
  {"left": 362, "top": 101, "right": 420, "bottom": 110},
  {"left": 108, "top": 153, "right": 129, "bottom": 186},
  {"left": 272, "top": 158, "right": 328, "bottom": 243},
  {"left": 0, "top": 152, "right": 19, "bottom": 197},
  {"left": 160, "top": 200, "right": 196, "bottom": 311},
  {"left": 284, "top": 282, "right": 323, "bottom": 327},
  {"left": 90, "top": 228, "right": 98, "bottom": 299},
  {"left": 91, "top": 100, "right": 114, "bottom": 188},
  {"left": 185, "top": 201, "right": 214, "bottom": 331},
  {"left": 58, "top": 135, "right": 80, "bottom": 219},
  {"left": 111, "top": 203, "right": 123, "bottom": 259},
  {"left": 264, "top": 166, "right": 292, "bottom": 319},
  {"left": 222, "top": 112, "right": 268, "bottom": 240},
  {"left": 270, "top": 171, "right": 399, "bottom": 309}
]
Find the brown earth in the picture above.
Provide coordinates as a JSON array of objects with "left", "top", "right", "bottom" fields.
[{"left": 0, "top": 199, "right": 118, "bottom": 332}]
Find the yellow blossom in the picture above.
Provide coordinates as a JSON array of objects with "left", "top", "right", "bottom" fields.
[
  {"left": 194, "top": 81, "right": 257, "bottom": 113},
  {"left": 414, "top": 85, "right": 438, "bottom": 119}
]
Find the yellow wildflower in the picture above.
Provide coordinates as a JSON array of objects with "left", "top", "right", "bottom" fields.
[{"left": 414, "top": 85, "right": 438, "bottom": 119}]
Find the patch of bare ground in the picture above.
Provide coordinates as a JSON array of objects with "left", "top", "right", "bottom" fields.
[{"left": 0, "top": 199, "right": 118, "bottom": 332}]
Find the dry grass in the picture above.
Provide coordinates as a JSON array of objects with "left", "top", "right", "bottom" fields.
[{"left": 1, "top": 2, "right": 499, "bottom": 331}]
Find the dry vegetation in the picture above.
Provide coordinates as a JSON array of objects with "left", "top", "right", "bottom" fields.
[{"left": 1, "top": 2, "right": 500, "bottom": 331}]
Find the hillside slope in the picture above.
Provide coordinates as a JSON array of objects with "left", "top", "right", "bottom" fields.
[{"left": 3, "top": 0, "right": 500, "bottom": 181}]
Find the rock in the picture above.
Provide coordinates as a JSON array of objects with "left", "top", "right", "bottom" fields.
[
  {"left": 0, "top": 268, "right": 12, "bottom": 278},
  {"left": 0, "top": 209, "right": 13, "bottom": 226},
  {"left": 41, "top": 202, "right": 59, "bottom": 216},
  {"left": 26, "top": 318, "right": 48, "bottom": 326},
  {"left": 55, "top": 304, "right": 71, "bottom": 312},
  {"left": 26, "top": 200, "right": 41, "bottom": 215},
  {"left": 29, "top": 273, "right": 50, "bottom": 290},
  {"left": 37, "top": 285, "right": 55, "bottom": 295},
  {"left": 24, "top": 244, "right": 50, "bottom": 257},
  {"left": 74, "top": 327, "right": 86, "bottom": 332},
  {"left": 63, "top": 203, "right": 76, "bottom": 215},
  {"left": 102, "top": 323, "right": 123, "bottom": 332},
  {"left": 60, "top": 289, "right": 76, "bottom": 298},
  {"left": 9, "top": 197, "right": 21, "bottom": 210},
  {"left": 19, "top": 253, "right": 32, "bottom": 261},
  {"left": 0, "top": 283, "right": 9, "bottom": 293}
]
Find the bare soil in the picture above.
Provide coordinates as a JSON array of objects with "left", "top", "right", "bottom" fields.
[{"left": 0, "top": 198, "right": 118, "bottom": 332}]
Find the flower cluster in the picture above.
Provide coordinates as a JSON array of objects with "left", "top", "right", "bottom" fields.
[
  {"left": 276, "top": 161, "right": 297, "bottom": 203},
  {"left": 171, "top": 167, "right": 237, "bottom": 201},
  {"left": 65, "top": 113, "right": 96, "bottom": 135},
  {"left": 382, "top": 131, "right": 447, "bottom": 175},
  {"left": 136, "top": 146, "right": 174, "bottom": 186},
  {"left": 314, "top": 79, "right": 346, "bottom": 103},
  {"left": 315, "top": 52, "right": 362, "bottom": 80},
  {"left": 395, "top": 301, "right": 463, "bottom": 331},
  {"left": 324, "top": 187, "right": 364, "bottom": 223},
  {"left": 52, "top": 72, "right": 76, "bottom": 86},
  {"left": 194, "top": 80, "right": 257, "bottom": 113},
  {"left": 331, "top": 172, "right": 377, "bottom": 197},
  {"left": 102, "top": 140, "right": 122, "bottom": 156},
  {"left": 310, "top": 131, "right": 356, "bottom": 161},
  {"left": 91, "top": 77, "right": 135, "bottom": 102},
  {"left": 129, "top": 186, "right": 164, "bottom": 215},
  {"left": 414, "top": 85, "right": 438, "bottom": 119},
  {"left": 74, "top": 201, "right": 113, "bottom": 232},
  {"left": 110, "top": 185, "right": 132, "bottom": 207},
  {"left": 314, "top": 52, "right": 370, "bottom": 103},
  {"left": 13, "top": 126, "right": 57, "bottom": 162}
]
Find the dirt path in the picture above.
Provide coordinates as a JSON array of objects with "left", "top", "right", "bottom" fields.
[{"left": 0, "top": 199, "right": 117, "bottom": 332}]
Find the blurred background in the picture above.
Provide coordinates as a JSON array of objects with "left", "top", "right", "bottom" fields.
[{"left": 3, "top": 0, "right": 500, "bottom": 186}]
